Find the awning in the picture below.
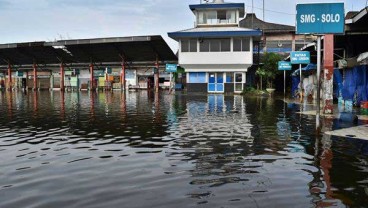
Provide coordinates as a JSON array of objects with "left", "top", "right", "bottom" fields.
[
  {"left": 0, "top": 36, "right": 177, "bottom": 69},
  {"left": 358, "top": 52, "right": 368, "bottom": 63},
  {"left": 291, "top": 63, "right": 316, "bottom": 76}
]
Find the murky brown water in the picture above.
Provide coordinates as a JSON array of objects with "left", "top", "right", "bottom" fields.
[{"left": 0, "top": 91, "right": 367, "bottom": 207}]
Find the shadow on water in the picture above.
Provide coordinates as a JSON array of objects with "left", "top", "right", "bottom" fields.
[{"left": 0, "top": 91, "right": 367, "bottom": 207}]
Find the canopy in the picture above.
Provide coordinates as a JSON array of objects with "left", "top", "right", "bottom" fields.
[
  {"left": 291, "top": 63, "right": 317, "bottom": 76},
  {"left": 0, "top": 36, "right": 177, "bottom": 69}
]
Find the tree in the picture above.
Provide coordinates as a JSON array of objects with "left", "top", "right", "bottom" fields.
[{"left": 256, "top": 52, "right": 282, "bottom": 89}]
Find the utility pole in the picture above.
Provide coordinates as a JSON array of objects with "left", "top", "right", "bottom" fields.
[{"left": 263, "top": 0, "right": 265, "bottom": 21}]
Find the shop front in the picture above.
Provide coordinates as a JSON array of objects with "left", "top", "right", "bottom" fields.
[{"left": 28, "top": 71, "right": 51, "bottom": 90}]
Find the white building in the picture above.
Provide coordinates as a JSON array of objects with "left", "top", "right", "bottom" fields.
[{"left": 168, "top": 0, "right": 261, "bottom": 93}]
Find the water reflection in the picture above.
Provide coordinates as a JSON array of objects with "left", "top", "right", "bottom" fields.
[{"left": 0, "top": 91, "right": 367, "bottom": 207}]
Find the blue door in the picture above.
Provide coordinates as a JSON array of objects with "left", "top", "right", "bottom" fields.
[{"left": 208, "top": 73, "right": 224, "bottom": 93}]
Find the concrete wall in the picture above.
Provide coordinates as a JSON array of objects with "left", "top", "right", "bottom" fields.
[{"left": 187, "top": 83, "right": 207, "bottom": 93}]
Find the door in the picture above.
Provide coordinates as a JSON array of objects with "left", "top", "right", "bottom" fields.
[
  {"left": 208, "top": 72, "right": 224, "bottom": 93},
  {"left": 234, "top": 73, "right": 244, "bottom": 93}
]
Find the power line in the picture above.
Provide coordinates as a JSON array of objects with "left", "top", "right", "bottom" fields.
[{"left": 245, "top": 5, "right": 296, "bottom": 16}]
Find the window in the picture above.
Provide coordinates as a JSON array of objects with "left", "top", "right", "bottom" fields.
[
  {"left": 200, "top": 39, "right": 210, "bottom": 52},
  {"left": 235, "top": 73, "right": 242, "bottom": 82},
  {"left": 207, "top": 11, "right": 217, "bottom": 24},
  {"left": 189, "top": 72, "right": 206, "bottom": 83},
  {"left": 226, "top": 73, "right": 234, "bottom": 83},
  {"left": 197, "top": 10, "right": 237, "bottom": 25},
  {"left": 210, "top": 39, "right": 220, "bottom": 52},
  {"left": 181, "top": 40, "right": 189, "bottom": 52},
  {"left": 190, "top": 39, "right": 197, "bottom": 52},
  {"left": 218, "top": 10, "right": 227, "bottom": 23},
  {"left": 221, "top": 39, "right": 231, "bottom": 51},
  {"left": 200, "top": 39, "right": 231, "bottom": 52},
  {"left": 233, "top": 38, "right": 250, "bottom": 52},
  {"left": 226, "top": 11, "right": 236, "bottom": 23},
  {"left": 181, "top": 39, "right": 197, "bottom": 52}
]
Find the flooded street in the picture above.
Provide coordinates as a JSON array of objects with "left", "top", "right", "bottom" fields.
[{"left": 0, "top": 91, "right": 368, "bottom": 207}]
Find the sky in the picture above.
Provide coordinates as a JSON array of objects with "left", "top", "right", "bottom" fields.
[{"left": 0, "top": 0, "right": 367, "bottom": 52}]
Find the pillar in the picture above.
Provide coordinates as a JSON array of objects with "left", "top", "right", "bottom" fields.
[
  {"left": 33, "top": 64, "right": 38, "bottom": 91},
  {"left": 155, "top": 59, "right": 159, "bottom": 93},
  {"left": 323, "top": 35, "right": 334, "bottom": 114},
  {"left": 26, "top": 71, "right": 29, "bottom": 90},
  {"left": 7, "top": 64, "right": 12, "bottom": 91},
  {"left": 60, "top": 63, "right": 65, "bottom": 91},
  {"left": 90, "top": 63, "right": 94, "bottom": 90},
  {"left": 291, "top": 34, "right": 296, "bottom": 51},
  {"left": 121, "top": 62, "right": 126, "bottom": 91}
]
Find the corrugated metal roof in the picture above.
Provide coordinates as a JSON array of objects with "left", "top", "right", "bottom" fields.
[{"left": 0, "top": 36, "right": 177, "bottom": 68}]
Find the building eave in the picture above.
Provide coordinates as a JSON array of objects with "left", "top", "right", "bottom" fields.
[{"left": 168, "top": 30, "right": 262, "bottom": 41}]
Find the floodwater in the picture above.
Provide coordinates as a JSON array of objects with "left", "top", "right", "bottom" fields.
[{"left": 0, "top": 91, "right": 367, "bottom": 208}]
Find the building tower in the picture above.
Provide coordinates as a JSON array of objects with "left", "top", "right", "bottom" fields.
[{"left": 168, "top": 0, "right": 261, "bottom": 93}]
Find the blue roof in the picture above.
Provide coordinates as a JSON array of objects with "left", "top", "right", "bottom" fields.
[
  {"left": 189, "top": 3, "right": 245, "bottom": 16},
  {"left": 168, "top": 30, "right": 262, "bottom": 39}
]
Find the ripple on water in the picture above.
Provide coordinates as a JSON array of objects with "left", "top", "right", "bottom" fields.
[{"left": 0, "top": 92, "right": 368, "bottom": 207}]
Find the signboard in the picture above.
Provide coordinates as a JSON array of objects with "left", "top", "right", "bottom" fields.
[
  {"left": 94, "top": 70, "right": 105, "bottom": 77},
  {"left": 165, "top": 64, "right": 177, "bottom": 73},
  {"left": 278, "top": 61, "right": 292, "bottom": 70},
  {"left": 290, "top": 51, "right": 311, "bottom": 64},
  {"left": 16, "top": 71, "right": 24, "bottom": 77},
  {"left": 106, "top": 67, "right": 112, "bottom": 74},
  {"left": 65, "top": 71, "right": 73, "bottom": 76},
  {"left": 153, "top": 67, "right": 158, "bottom": 74},
  {"left": 296, "top": 3, "right": 345, "bottom": 34}
]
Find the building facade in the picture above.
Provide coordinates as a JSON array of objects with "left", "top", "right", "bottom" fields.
[{"left": 168, "top": 0, "right": 261, "bottom": 93}]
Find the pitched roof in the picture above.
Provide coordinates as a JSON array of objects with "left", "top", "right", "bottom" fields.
[
  {"left": 346, "top": 11, "right": 359, "bottom": 20},
  {"left": 239, "top": 13, "right": 295, "bottom": 33}
]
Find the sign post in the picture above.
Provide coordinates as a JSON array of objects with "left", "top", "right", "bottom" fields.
[
  {"left": 278, "top": 61, "right": 292, "bottom": 96},
  {"left": 166, "top": 64, "right": 178, "bottom": 93},
  {"left": 296, "top": 3, "right": 345, "bottom": 131},
  {"left": 290, "top": 51, "right": 311, "bottom": 99}
]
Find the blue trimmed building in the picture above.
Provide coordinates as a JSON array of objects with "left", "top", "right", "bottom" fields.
[{"left": 168, "top": 0, "right": 261, "bottom": 93}]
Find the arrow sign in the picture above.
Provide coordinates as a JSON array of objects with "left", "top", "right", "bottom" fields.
[
  {"left": 290, "top": 51, "right": 311, "bottom": 65},
  {"left": 278, "top": 61, "right": 292, "bottom": 70}
]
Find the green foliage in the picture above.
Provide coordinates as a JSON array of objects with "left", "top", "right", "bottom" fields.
[{"left": 256, "top": 52, "right": 283, "bottom": 88}]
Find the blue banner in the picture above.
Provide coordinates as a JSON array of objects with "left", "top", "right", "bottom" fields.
[
  {"left": 290, "top": 51, "right": 311, "bottom": 64},
  {"left": 278, "top": 61, "right": 292, "bottom": 70},
  {"left": 296, "top": 3, "right": 345, "bottom": 34}
]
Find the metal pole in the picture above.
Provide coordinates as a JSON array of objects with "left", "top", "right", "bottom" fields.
[
  {"left": 284, "top": 70, "right": 286, "bottom": 96},
  {"left": 299, "top": 64, "right": 302, "bottom": 99},
  {"left": 316, "top": 36, "right": 322, "bottom": 131},
  {"left": 263, "top": 0, "right": 265, "bottom": 21},
  {"left": 170, "top": 72, "right": 172, "bottom": 91}
]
